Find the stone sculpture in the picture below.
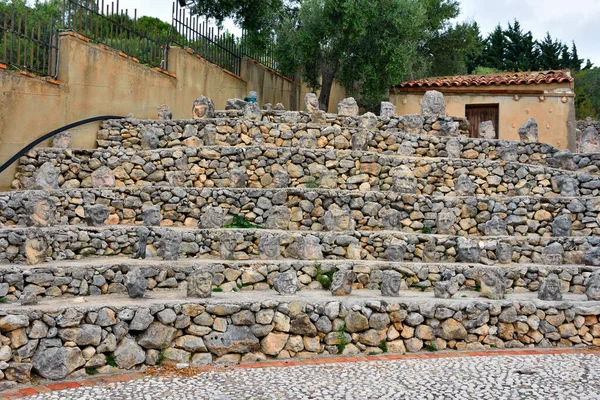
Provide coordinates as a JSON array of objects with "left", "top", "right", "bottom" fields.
[
  {"left": 52, "top": 132, "right": 71, "bottom": 148},
  {"left": 437, "top": 210, "right": 456, "bottom": 235},
  {"left": 584, "top": 246, "right": 600, "bottom": 266},
  {"left": 294, "top": 235, "right": 323, "bottom": 260},
  {"left": 479, "top": 268, "right": 506, "bottom": 300},
  {"left": 220, "top": 232, "right": 240, "bottom": 260},
  {"left": 586, "top": 272, "right": 600, "bottom": 301},
  {"left": 201, "top": 124, "right": 217, "bottom": 146},
  {"left": 579, "top": 127, "right": 600, "bottom": 153},
  {"left": 273, "top": 270, "right": 299, "bottom": 295},
  {"left": 380, "top": 102, "right": 396, "bottom": 118},
  {"left": 299, "top": 134, "right": 318, "bottom": 149},
  {"left": 380, "top": 208, "right": 402, "bottom": 230},
  {"left": 187, "top": 270, "right": 213, "bottom": 298},
  {"left": 272, "top": 169, "right": 290, "bottom": 188},
  {"left": 438, "top": 120, "right": 459, "bottom": 137},
  {"left": 141, "top": 127, "right": 160, "bottom": 150},
  {"left": 478, "top": 121, "right": 496, "bottom": 139},
  {"left": 552, "top": 214, "right": 572, "bottom": 237},
  {"left": 391, "top": 167, "right": 417, "bottom": 194},
  {"left": 359, "top": 112, "right": 377, "bottom": 129},
  {"left": 311, "top": 110, "right": 327, "bottom": 124},
  {"left": 305, "top": 93, "right": 320, "bottom": 113},
  {"left": 25, "top": 229, "right": 48, "bottom": 265},
  {"left": 259, "top": 234, "right": 281, "bottom": 259},
  {"left": 263, "top": 103, "right": 273, "bottom": 111},
  {"left": 192, "top": 96, "right": 215, "bottom": 119},
  {"left": 543, "top": 242, "right": 564, "bottom": 265},
  {"left": 351, "top": 131, "right": 371, "bottom": 151},
  {"left": 229, "top": 168, "right": 248, "bottom": 188},
  {"left": 455, "top": 174, "right": 476, "bottom": 196},
  {"left": 225, "top": 98, "right": 247, "bottom": 110},
  {"left": 398, "top": 143, "right": 415, "bottom": 156},
  {"left": 483, "top": 215, "right": 507, "bottom": 236},
  {"left": 166, "top": 171, "right": 186, "bottom": 187},
  {"left": 381, "top": 270, "right": 401, "bottom": 297},
  {"left": 552, "top": 150, "right": 575, "bottom": 170},
  {"left": 157, "top": 104, "right": 172, "bottom": 120},
  {"left": 159, "top": 230, "right": 182, "bottom": 261},
  {"left": 496, "top": 242, "right": 513, "bottom": 264},
  {"left": 243, "top": 102, "right": 262, "bottom": 120},
  {"left": 402, "top": 114, "right": 424, "bottom": 135},
  {"left": 457, "top": 237, "right": 480, "bottom": 263},
  {"left": 133, "top": 227, "right": 150, "bottom": 260},
  {"left": 500, "top": 142, "right": 518, "bottom": 162},
  {"left": 253, "top": 132, "right": 265, "bottom": 146},
  {"left": 266, "top": 206, "right": 291, "bottom": 230},
  {"left": 552, "top": 175, "right": 579, "bottom": 197},
  {"left": 84, "top": 204, "right": 110, "bottom": 227},
  {"left": 421, "top": 90, "right": 446, "bottom": 119},
  {"left": 445, "top": 138, "right": 462, "bottom": 158},
  {"left": 20, "top": 291, "right": 38, "bottom": 306},
  {"left": 322, "top": 206, "right": 353, "bottom": 231},
  {"left": 273, "top": 103, "right": 285, "bottom": 111},
  {"left": 143, "top": 206, "right": 161, "bottom": 227},
  {"left": 26, "top": 195, "right": 56, "bottom": 227},
  {"left": 385, "top": 240, "right": 407, "bottom": 262},
  {"left": 330, "top": 269, "right": 355, "bottom": 296},
  {"left": 518, "top": 118, "right": 539, "bottom": 142},
  {"left": 33, "top": 161, "right": 59, "bottom": 190},
  {"left": 434, "top": 272, "right": 459, "bottom": 299},
  {"left": 538, "top": 274, "right": 563, "bottom": 301},
  {"left": 91, "top": 166, "right": 116, "bottom": 188},
  {"left": 201, "top": 206, "right": 225, "bottom": 229},
  {"left": 423, "top": 238, "right": 437, "bottom": 262},
  {"left": 125, "top": 267, "right": 147, "bottom": 299},
  {"left": 337, "top": 97, "right": 359, "bottom": 117}
]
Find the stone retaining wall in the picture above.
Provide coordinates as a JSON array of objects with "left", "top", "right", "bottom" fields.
[
  {"left": 2, "top": 188, "right": 600, "bottom": 237},
  {"left": 13, "top": 147, "right": 600, "bottom": 196},
  {"left": 96, "top": 115, "right": 470, "bottom": 150},
  {"left": 1, "top": 226, "right": 597, "bottom": 265},
  {"left": 1, "top": 296, "right": 599, "bottom": 385},
  {"left": 0, "top": 260, "right": 597, "bottom": 302}
]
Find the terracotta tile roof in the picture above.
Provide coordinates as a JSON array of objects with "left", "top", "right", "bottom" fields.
[{"left": 395, "top": 70, "right": 574, "bottom": 88}]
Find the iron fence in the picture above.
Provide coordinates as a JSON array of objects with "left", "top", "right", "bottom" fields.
[
  {"left": 63, "top": 0, "right": 168, "bottom": 69},
  {"left": 0, "top": 0, "right": 292, "bottom": 80},
  {"left": 0, "top": 4, "right": 59, "bottom": 77},
  {"left": 171, "top": 1, "right": 241, "bottom": 76}
]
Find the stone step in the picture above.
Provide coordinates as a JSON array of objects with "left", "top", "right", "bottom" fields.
[
  {"left": 96, "top": 113, "right": 469, "bottom": 149},
  {"left": 2, "top": 187, "right": 599, "bottom": 236},
  {"left": 0, "top": 288, "right": 599, "bottom": 386},
  {"left": 0, "top": 257, "right": 596, "bottom": 303},
  {"left": 13, "top": 145, "right": 597, "bottom": 197},
  {"left": 1, "top": 225, "right": 598, "bottom": 267}
]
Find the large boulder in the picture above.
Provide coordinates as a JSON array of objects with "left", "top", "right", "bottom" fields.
[
  {"left": 518, "top": 118, "right": 539, "bottom": 142},
  {"left": 204, "top": 326, "right": 260, "bottom": 357},
  {"left": 113, "top": 337, "right": 146, "bottom": 369},
  {"left": 137, "top": 322, "right": 177, "bottom": 349},
  {"left": 32, "top": 347, "right": 85, "bottom": 380}
]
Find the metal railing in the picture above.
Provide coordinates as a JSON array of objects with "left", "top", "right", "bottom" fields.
[
  {"left": 171, "top": 1, "right": 241, "bottom": 76},
  {"left": 0, "top": 4, "right": 59, "bottom": 77},
  {"left": 63, "top": 0, "right": 168, "bottom": 69}
]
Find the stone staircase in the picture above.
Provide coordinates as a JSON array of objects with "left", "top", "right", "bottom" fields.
[{"left": 1, "top": 94, "right": 600, "bottom": 388}]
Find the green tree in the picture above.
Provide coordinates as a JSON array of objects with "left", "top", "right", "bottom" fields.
[
  {"left": 426, "top": 21, "right": 483, "bottom": 76},
  {"left": 504, "top": 20, "right": 538, "bottom": 71},
  {"left": 276, "top": 0, "right": 426, "bottom": 110},
  {"left": 538, "top": 32, "right": 564, "bottom": 70},
  {"left": 574, "top": 68, "right": 600, "bottom": 119},
  {"left": 480, "top": 25, "right": 506, "bottom": 71}
]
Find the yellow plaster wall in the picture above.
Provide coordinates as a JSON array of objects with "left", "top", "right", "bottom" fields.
[{"left": 390, "top": 84, "right": 576, "bottom": 150}]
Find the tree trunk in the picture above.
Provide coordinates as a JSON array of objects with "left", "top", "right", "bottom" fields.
[{"left": 318, "top": 61, "right": 338, "bottom": 112}]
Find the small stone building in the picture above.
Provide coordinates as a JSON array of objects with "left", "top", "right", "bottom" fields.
[{"left": 390, "top": 71, "right": 576, "bottom": 150}]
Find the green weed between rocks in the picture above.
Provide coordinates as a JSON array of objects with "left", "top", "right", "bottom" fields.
[
  {"left": 224, "top": 214, "right": 265, "bottom": 229},
  {"left": 378, "top": 341, "right": 388, "bottom": 353},
  {"left": 106, "top": 354, "right": 118, "bottom": 368},
  {"left": 425, "top": 343, "right": 437, "bottom": 352},
  {"left": 315, "top": 263, "right": 338, "bottom": 290},
  {"left": 85, "top": 367, "right": 98, "bottom": 375}
]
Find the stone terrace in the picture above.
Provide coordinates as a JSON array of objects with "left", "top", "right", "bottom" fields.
[{"left": 2, "top": 94, "right": 600, "bottom": 390}]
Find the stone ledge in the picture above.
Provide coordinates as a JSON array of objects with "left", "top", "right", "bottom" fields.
[
  {"left": 13, "top": 145, "right": 598, "bottom": 197},
  {"left": 0, "top": 257, "right": 597, "bottom": 302},
  {"left": 0, "top": 289, "right": 599, "bottom": 385},
  {"left": 0, "top": 226, "right": 597, "bottom": 266},
  {"left": 2, "top": 187, "right": 598, "bottom": 237}
]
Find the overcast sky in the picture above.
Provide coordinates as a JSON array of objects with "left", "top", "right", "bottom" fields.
[{"left": 113, "top": 0, "right": 600, "bottom": 67}]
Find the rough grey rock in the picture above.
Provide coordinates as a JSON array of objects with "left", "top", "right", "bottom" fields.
[
  {"left": 84, "top": 204, "right": 109, "bottom": 227},
  {"left": 91, "top": 166, "right": 115, "bottom": 188},
  {"left": 157, "top": 104, "right": 172, "bottom": 120},
  {"left": 518, "top": 118, "right": 539, "bottom": 142},
  {"left": 552, "top": 214, "right": 572, "bottom": 237},
  {"left": 201, "top": 206, "right": 225, "bottom": 229},
  {"left": 114, "top": 337, "right": 146, "bottom": 369},
  {"left": 125, "top": 267, "right": 147, "bottom": 299},
  {"left": 52, "top": 131, "right": 71, "bottom": 148},
  {"left": 32, "top": 347, "right": 84, "bottom": 380},
  {"left": 586, "top": 271, "right": 600, "bottom": 301},
  {"left": 204, "top": 326, "right": 260, "bottom": 357},
  {"left": 225, "top": 98, "right": 247, "bottom": 110},
  {"left": 478, "top": 121, "right": 496, "bottom": 139},
  {"left": 479, "top": 268, "right": 506, "bottom": 300}
]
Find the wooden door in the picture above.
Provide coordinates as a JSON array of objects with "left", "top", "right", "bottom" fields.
[{"left": 465, "top": 104, "right": 499, "bottom": 138}]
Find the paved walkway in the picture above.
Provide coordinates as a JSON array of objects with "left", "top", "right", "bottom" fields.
[{"left": 4, "top": 350, "right": 600, "bottom": 400}]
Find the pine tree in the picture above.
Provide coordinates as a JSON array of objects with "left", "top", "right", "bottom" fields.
[
  {"left": 504, "top": 20, "right": 538, "bottom": 71},
  {"left": 481, "top": 25, "right": 505, "bottom": 71},
  {"left": 538, "top": 32, "right": 564, "bottom": 70},
  {"left": 570, "top": 42, "right": 583, "bottom": 71}
]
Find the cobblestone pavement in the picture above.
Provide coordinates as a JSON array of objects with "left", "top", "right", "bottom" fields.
[{"left": 23, "top": 353, "right": 600, "bottom": 400}]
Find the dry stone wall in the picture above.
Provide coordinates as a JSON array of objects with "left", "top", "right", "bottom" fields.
[
  {"left": 0, "top": 226, "right": 598, "bottom": 264},
  {"left": 1, "top": 296, "right": 600, "bottom": 385},
  {"left": 2, "top": 188, "right": 600, "bottom": 237},
  {"left": 13, "top": 147, "right": 600, "bottom": 196}
]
